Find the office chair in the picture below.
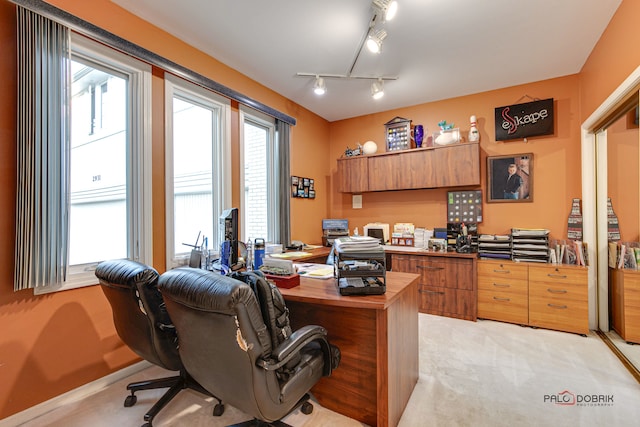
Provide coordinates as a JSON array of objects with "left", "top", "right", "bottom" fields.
[
  {"left": 95, "top": 259, "right": 224, "bottom": 427},
  {"left": 158, "top": 267, "right": 340, "bottom": 427}
]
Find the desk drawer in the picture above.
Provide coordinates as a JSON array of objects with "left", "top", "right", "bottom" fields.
[
  {"left": 478, "top": 289, "right": 528, "bottom": 324},
  {"left": 529, "top": 279, "right": 587, "bottom": 303},
  {"left": 529, "top": 294, "right": 588, "bottom": 335},
  {"left": 528, "top": 265, "right": 587, "bottom": 286},
  {"left": 478, "top": 261, "right": 528, "bottom": 280},
  {"left": 478, "top": 276, "right": 528, "bottom": 295}
]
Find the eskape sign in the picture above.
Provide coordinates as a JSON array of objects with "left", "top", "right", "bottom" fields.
[{"left": 494, "top": 98, "right": 554, "bottom": 141}]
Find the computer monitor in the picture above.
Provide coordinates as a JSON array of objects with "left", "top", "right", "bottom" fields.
[{"left": 219, "top": 207, "right": 238, "bottom": 268}]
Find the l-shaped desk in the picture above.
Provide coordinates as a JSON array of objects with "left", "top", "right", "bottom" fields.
[{"left": 279, "top": 271, "right": 420, "bottom": 427}]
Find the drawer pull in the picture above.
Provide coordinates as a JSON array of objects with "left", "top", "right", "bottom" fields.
[
  {"left": 547, "top": 303, "right": 568, "bottom": 309},
  {"left": 418, "top": 265, "right": 444, "bottom": 270},
  {"left": 547, "top": 288, "right": 568, "bottom": 294},
  {"left": 493, "top": 296, "right": 511, "bottom": 302},
  {"left": 493, "top": 283, "right": 511, "bottom": 288},
  {"left": 420, "top": 290, "right": 445, "bottom": 295},
  {"left": 493, "top": 269, "right": 511, "bottom": 274},
  {"left": 547, "top": 273, "right": 567, "bottom": 279}
]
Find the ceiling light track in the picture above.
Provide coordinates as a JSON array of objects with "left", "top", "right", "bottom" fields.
[{"left": 298, "top": 1, "right": 399, "bottom": 99}]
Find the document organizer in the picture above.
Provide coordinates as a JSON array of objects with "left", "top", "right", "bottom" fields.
[{"left": 334, "top": 248, "right": 386, "bottom": 296}]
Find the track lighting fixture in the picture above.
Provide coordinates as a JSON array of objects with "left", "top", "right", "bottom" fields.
[
  {"left": 371, "top": 79, "right": 384, "bottom": 99},
  {"left": 313, "top": 76, "right": 326, "bottom": 95},
  {"left": 296, "top": 1, "right": 399, "bottom": 100},
  {"left": 373, "top": 0, "right": 398, "bottom": 21},
  {"left": 366, "top": 29, "right": 387, "bottom": 54}
]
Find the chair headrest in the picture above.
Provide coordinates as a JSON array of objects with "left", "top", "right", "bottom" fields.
[
  {"left": 158, "top": 267, "right": 255, "bottom": 315},
  {"left": 95, "top": 259, "right": 158, "bottom": 289}
]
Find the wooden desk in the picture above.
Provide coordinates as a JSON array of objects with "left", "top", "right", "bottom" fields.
[
  {"left": 280, "top": 272, "right": 420, "bottom": 427},
  {"left": 267, "top": 246, "right": 331, "bottom": 264}
]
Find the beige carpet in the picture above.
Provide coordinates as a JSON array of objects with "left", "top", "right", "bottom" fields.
[{"left": 18, "top": 314, "right": 640, "bottom": 427}]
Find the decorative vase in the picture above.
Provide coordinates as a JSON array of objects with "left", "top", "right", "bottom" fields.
[{"left": 413, "top": 125, "right": 424, "bottom": 148}]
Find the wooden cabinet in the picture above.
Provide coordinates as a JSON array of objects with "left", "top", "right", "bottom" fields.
[
  {"left": 528, "top": 264, "right": 588, "bottom": 335},
  {"left": 391, "top": 252, "right": 477, "bottom": 321},
  {"left": 477, "top": 261, "right": 528, "bottom": 325},
  {"left": 478, "top": 260, "right": 588, "bottom": 335},
  {"left": 610, "top": 268, "right": 640, "bottom": 344},
  {"left": 337, "top": 156, "right": 368, "bottom": 193},
  {"left": 338, "top": 142, "right": 480, "bottom": 193}
]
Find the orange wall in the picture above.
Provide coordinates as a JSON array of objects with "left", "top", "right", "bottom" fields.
[
  {"left": 0, "top": 0, "right": 330, "bottom": 419},
  {"left": 1, "top": 0, "right": 639, "bottom": 421},
  {"left": 580, "top": 0, "right": 640, "bottom": 120},
  {"left": 328, "top": 75, "right": 583, "bottom": 240}
]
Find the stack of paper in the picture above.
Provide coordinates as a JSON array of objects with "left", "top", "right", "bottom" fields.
[
  {"left": 511, "top": 228, "right": 549, "bottom": 263},
  {"left": 334, "top": 236, "right": 383, "bottom": 253},
  {"left": 478, "top": 234, "right": 512, "bottom": 260}
]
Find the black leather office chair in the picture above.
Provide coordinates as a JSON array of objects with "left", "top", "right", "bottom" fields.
[
  {"left": 158, "top": 267, "right": 340, "bottom": 427},
  {"left": 95, "top": 259, "right": 224, "bottom": 427}
]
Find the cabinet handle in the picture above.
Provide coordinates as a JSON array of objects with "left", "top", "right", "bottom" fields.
[
  {"left": 493, "top": 269, "right": 511, "bottom": 274},
  {"left": 492, "top": 283, "right": 511, "bottom": 288},
  {"left": 420, "top": 290, "right": 445, "bottom": 295},
  {"left": 493, "top": 296, "right": 511, "bottom": 302},
  {"left": 547, "top": 273, "right": 567, "bottom": 279},
  {"left": 547, "top": 303, "right": 568, "bottom": 309},
  {"left": 547, "top": 288, "right": 568, "bottom": 294},
  {"left": 417, "top": 265, "right": 444, "bottom": 270}
]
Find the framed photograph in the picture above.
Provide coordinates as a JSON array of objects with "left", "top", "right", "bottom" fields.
[{"left": 487, "top": 154, "right": 533, "bottom": 203}]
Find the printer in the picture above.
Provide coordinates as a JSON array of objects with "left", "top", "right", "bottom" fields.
[{"left": 322, "top": 219, "right": 349, "bottom": 247}]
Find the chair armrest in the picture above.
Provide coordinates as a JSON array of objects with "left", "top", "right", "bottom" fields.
[{"left": 257, "top": 325, "right": 327, "bottom": 371}]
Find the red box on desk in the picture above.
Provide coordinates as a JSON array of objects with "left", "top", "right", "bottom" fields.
[{"left": 263, "top": 273, "right": 301, "bottom": 289}]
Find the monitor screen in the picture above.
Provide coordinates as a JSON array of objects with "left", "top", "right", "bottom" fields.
[{"left": 219, "top": 207, "right": 238, "bottom": 267}]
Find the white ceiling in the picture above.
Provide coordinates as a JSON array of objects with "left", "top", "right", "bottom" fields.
[{"left": 110, "top": 0, "right": 621, "bottom": 122}]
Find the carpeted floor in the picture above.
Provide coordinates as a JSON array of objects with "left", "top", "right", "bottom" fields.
[{"left": 17, "top": 314, "right": 640, "bottom": 427}]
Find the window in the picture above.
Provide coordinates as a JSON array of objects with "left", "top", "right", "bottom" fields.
[
  {"left": 25, "top": 33, "right": 152, "bottom": 293},
  {"left": 241, "top": 108, "right": 278, "bottom": 243},
  {"left": 165, "top": 74, "right": 231, "bottom": 269}
]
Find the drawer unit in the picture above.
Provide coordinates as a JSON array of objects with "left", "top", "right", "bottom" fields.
[
  {"left": 391, "top": 252, "right": 477, "bottom": 321},
  {"left": 610, "top": 268, "right": 640, "bottom": 344},
  {"left": 478, "top": 261, "right": 528, "bottom": 325},
  {"left": 528, "top": 265, "right": 588, "bottom": 335},
  {"left": 478, "top": 260, "right": 588, "bottom": 335}
]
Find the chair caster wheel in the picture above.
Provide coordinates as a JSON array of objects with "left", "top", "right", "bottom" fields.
[
  {"left": 124, "top": 394, "right": 137, "bottom": 407},
  {"left": 301, "top": 401, "right": 313, "bottom": 415},
  {"left": 141, "top": 423, "right": 150, "bottom": 427},
  {"left": 213, "top": 403, "right": 225, "bottom": 416}
]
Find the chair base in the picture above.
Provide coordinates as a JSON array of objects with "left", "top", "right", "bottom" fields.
[
  {"left": 226, "top": 395, "right": 313, "bottom": 427},
  {"left": 227, "top": 420, "right": 291, "bottom": 427},
  {"left": 125, "top": 370, "right": 224, "bottom": 427}
]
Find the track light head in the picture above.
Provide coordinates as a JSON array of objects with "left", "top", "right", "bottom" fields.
[
  {"left": 366, "top": 29, "right": 387, "bottom": 54},
  {"left": 371, "top": 79, "right": 384, "bottom": 99},
  {"left": 313, "top": 76, "right": 326, "bottom": 95},
  {"left": 373, "top": 0, "right": 398, "bottom": 21}
]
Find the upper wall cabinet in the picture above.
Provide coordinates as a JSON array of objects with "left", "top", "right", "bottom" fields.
[{"left": 337, "top": 142, "right": 480, "bottom": 193}]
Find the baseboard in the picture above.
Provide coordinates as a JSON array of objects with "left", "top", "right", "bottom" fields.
[{"left": 0, "top": 360, "right": 152, "bottom": 427}]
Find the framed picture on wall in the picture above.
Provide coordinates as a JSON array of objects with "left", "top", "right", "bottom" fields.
[{"left": 487, "top": 154, "right": 533, "bottom": 203}]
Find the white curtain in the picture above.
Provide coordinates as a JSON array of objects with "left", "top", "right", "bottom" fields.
[{"left": 14, "top": 6, "right": 70, "bottom": 291}]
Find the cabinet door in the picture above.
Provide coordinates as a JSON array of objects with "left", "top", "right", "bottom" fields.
[
  {"left": 337, "top": 157, "right": 368, "bottom": 193},
  {"left": 432, "top": 143, "right": 480, "bottom": 187},
  {"left": 444, "top": 257, "right": 474, "bottom": 290}
]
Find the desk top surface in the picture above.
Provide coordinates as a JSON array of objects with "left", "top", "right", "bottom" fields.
[{"left": 279, "top": 271, "right": 419, "bottom": 310}]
